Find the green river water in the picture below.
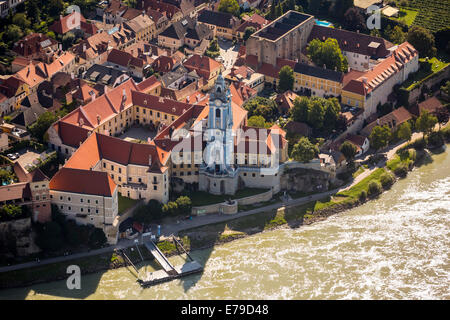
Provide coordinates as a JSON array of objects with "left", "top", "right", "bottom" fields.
[{"left": 1, "top": 149, "right": 449, "bottom": 300}]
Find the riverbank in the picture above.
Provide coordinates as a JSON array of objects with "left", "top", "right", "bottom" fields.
[
  {"left": 0, "top": 135, "right": 447, "bottom": 290},
  {"left": 178, "top": 145, "right": 445, "bottom": 251},
  {"left": 0, "top": 237, "right": 190, "bottom": 290}
]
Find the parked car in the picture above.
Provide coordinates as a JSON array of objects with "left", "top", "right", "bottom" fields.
[{"left": 7, "top": 153, "right": 17, "bottom": 160}]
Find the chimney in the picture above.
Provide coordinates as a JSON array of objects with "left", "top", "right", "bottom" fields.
[
  {"left": 97, "top": 115, "right": 101, "bottom": 124},
  {"left": 122, "top": 88, "right": 127, "bottom": 100},
  {"left": 71, "top": 72, "right": 75, "bottom": 80},
  {"left": 83, "top": 44, "right": 86, "bottom": 52},
  {"left": 148, "top": 155, "right": 152, "bottom": 166},
  {"left": 90, "top": 90, "right": 96, "bottom": 101}
]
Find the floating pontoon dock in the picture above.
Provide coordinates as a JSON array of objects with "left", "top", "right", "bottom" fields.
[{"left": 137, "top": 236, "right": 203, "bottom": 287}]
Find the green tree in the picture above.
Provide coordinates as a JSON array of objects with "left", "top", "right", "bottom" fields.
[
  {"left": 218, "top": 0, "right": 240, "bottom": 17},
  {"left": 0, "top": 169, "right": 14, "bottom": 184},
  {"left": 339, "top": 141, "right": 357, "bottom": 161},
  {"left": 369, "top": 125, "right": 391, "bottom": 151},
  {"left": 162, "top": 201, "right": 178, "bottom": 215},
  {"left": 3, "top": 24, "right": 23, "bottom": 44},
  {"left": 407, "top": 26, "right": 437, "bottom": 58},
  {"left": 278, "top": 65, "right": 294, "bottom": 93},
  {"left": 415, "top": 111, "right": 437, "bottom": 138},
  {"left": 291, "top": 137, "right": 318, "bottom": 162},
  {"left": 307, "top": 38, "right": 348, "bottom": 72},
  {"left": 323, "top": 98, "right": 340, "bottom": 131},
  {"left": 243, "top": 26, "right": 256, "bottom": 42},
  {"left": 275, "top": 2, "right": 283, "bottom": 18},
  {"left": 343, "top": 7, "right": 366, "bottom": 32},
  {"left": 175, "top": 196, "right": 192, "bottom": 215},
  {"left": 88, "top": 228, "right": 107, "bottom": 249},
  {"left": 441, "top": 81, "right": 450, "bottom": 96},
  {"left": 48, "top": 0, "right": 64, "bottom": 18},
  {"left": 148, "top": 199, "right": 163, "bottom": 220},
  {"left": 133, "top": 204, "right": 152, "bottom": 224},
  {"left": 12, "top": 13, "right": 31, "bottom": 29},
  {"left": 308, "top": 99, "right": 325, "bottom": 129},
  {"left": 26, "top": 0, "right": 41, "bottom": 24},
  {"left": 248, "top": 115, "right": 267, "bottom": 128},
  {"left": 291, "top": 97, "right": 311, "bottom": 123},
  {"left": 0, "top": 204, "right": 22, "bottom": 221},
  {"left": 387, "top": 25, "right": 406, "bottom": 44},
  {"left": 367, "top": 180, "right": 382, "bottom": 197},
  {"left": 243, "top": 97, "right": 278, "bottom": 121},
  {"left": 28, "top": 111, "right": 58, "bottom": 142},
  {"left": 396, "top": 122, "right": 412, "bottom": 141}
]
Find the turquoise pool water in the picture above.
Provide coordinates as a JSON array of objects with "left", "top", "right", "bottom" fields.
[{"left": 315, "top": 19, "right": 333, "bottom": 27}]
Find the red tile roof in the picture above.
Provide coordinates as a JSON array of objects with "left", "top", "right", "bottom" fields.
[
  {"left": 49, "top": 12, "right": 87, "bottom": 34},
  {"left": 50, "top": 167, "right": 116, "bottom": 197},
  {"left": 183, "top": 54, "right": 223, "bottom": 80}
]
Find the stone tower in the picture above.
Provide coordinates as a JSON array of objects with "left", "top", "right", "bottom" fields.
[{"left": 199, "top": 73, "right": 239, "bottom": 195}]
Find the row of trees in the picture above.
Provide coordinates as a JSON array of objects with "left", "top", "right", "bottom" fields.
[
  {"left": 133, "top": 196, "right": 193, "bottom": 225},
  {"left": 369, "top": 110, "right": 445, "bottom": 151},
  {"left": 290, "top": 96, "right": 344, "bottom": 132}
]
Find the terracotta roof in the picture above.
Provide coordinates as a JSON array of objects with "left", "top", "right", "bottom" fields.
[
  {"left": 254, "top": 58, "right": 296, "bottom": 79},
  {"left": 49, "top": 12, "right": 87, "bottom": 34},
  {"left": 362, "top": 106, "right": 412, "bottom": 135},
  {"left": 275, "top": 90, "right": 298, "bottom": 113},
  {"left": 132, "top": 91, "right": 193, "bottom": 116},
  {"left": 342, "top": 42, "right": 418, "bottom": 96},
  {"left": 136, "top": 75, "right": 161, "bottom": 93},
  {"left": 50, "top": 167, "right": 116, "bottom": 197},
  {"left": 151, "top": 55, "right": 177, "bottom": 73},
  {"left": 183, "top": 54, "right": 223, "bottom": 80},
  {"left": 418, "top": 96, "right": 443, "bottom": 114}
]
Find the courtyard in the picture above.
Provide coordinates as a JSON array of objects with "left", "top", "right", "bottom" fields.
[{"left": 118, "top": 125, "right": 157, "bottom": 144}]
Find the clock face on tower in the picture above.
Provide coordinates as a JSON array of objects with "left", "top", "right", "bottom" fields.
[{"left": 215, "top": 99, "right": 222, "bottom": 107}]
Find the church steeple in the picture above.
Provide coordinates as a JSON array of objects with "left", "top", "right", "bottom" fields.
[{"left": 204, "top": 75, "right": 235, "bottom": 175}]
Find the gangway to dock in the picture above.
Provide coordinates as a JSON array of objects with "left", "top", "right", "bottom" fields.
[
  {"left": 139, "top": 235, "right": 203, "bottom": 287},
  {"left": 143, "top": 240, "right": 177, "bottom": 275}
]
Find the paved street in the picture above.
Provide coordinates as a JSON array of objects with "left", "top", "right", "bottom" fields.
[{"left": 218, "top": 39, "right": 239, "bottom": 72}]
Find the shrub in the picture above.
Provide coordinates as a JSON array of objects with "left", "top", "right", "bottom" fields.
[
  {"left": 88, "top": 228, "right": 107, "bottom": 249},
  {"left": 175, "top": 196, "right": 192, "bottom": 215},
  {"left": 412, "top": 138, "right": 426, "bottom": 150},
  {"left": 427, "top": 131, "right": 444, "bottom": 148},
  {"left": 367, "top": 181, "right": 382, "bottom": 197},
  {"left": 394, "top": 163, "right": 409, "bottom": 177},
  {"left": 380, "top": 172, "right": 395, "bottom": 189},
  {"left": 443, "top": 127, "right": 450, "bottom": 141},
  {"left": 359, "top": 190, "right": 367, "bottom": 202}
]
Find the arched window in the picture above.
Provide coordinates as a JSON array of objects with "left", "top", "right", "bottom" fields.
[
  {"left": 217, "top": 86, "right": 222, "bottom": 93},
  {"left": 216, "top": 108, "right": 221, "bottom": 118}
]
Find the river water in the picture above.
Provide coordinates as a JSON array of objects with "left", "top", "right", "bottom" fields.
[{"left": 1, "top": 150, "right": 449, "bottom": 300}]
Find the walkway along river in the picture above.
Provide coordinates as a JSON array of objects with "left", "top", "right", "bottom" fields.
[{"left": 0, "top": 150, "right": 449, "bottom": 299}]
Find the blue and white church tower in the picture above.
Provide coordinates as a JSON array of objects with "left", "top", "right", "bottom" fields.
[{"left": 199, "top": 73, "right": 239, "bottom": 195}]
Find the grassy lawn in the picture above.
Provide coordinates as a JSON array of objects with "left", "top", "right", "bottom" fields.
[
  {"left": 391, "top": 8, "right": 418, "bottom": 26},
  {"left": 337, "top": 168, "right": 386, "bottom": 199},
  {"left": 352, "top": 166, "right": 365, "bottom": 178},
  {"left": 404, "top": 57, "right": 450, "bottom": 90},
  {"left": 386, "top": 149, "right": 416, "bottom": 172},
  {"left": 181, "top": 188, "right": 270, "bottom": 207},
  {"left": 118, "top": 194, "right": 139, "bottom": 215}
]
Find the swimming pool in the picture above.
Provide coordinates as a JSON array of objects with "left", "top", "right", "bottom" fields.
[{"left": 315, "top": 19, "right": 333, "bottom": 27}]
